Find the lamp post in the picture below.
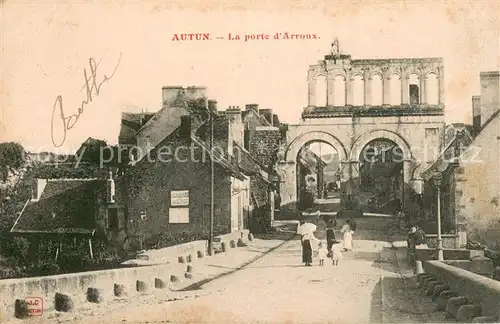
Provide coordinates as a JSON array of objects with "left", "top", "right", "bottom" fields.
[
  {"left": 208, "top": 102, "right": 215, "bottom": 256},
  {"left": 432, "top": 171, "right": 444, "bottom": 261}
]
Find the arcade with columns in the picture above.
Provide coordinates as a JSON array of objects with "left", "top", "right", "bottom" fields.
[{"left": 275, "top": 40, "right": 447, "bottom": 212}]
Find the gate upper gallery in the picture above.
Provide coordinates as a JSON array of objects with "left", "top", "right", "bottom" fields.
[{"left": 276, "top": 40, "right": 445, "bottom": 212}]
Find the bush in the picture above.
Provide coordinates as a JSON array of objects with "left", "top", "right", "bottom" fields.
[
  {"left": 27, "top": 260, "right": 60, "bottom": 276},
  {"left": 150, "top": 230, "right": 203, "bottom": 250}
]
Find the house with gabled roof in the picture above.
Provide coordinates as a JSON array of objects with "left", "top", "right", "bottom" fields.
[{"left": 421, "top": 71, "right": 500, "bottom": 249}]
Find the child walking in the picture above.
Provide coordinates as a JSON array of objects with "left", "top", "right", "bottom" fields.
[
  {"left": 331, "top": 242, "right": 343, "bottom": 266},
  {"left": 317, "top": 241, "right": 328, "bottom": 266}
]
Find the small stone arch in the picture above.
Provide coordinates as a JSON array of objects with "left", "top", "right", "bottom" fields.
[
  {"left": 369, "top": 71, "right": 383, "bottom": 79},
  {"left": 285, "top": 131, "right": 348, "bottom": 162},
  {"left": 351, "top": 72, "right": 365, "bottom": 80},
  {"left": 314, "top": 73, "right": 326, "bottom": 80},
  {"left": 349, "top": 129, "right": 412, "bottom": 162},
  {"left": 332, "top": 73, "right": 346, "bottom": 81}
]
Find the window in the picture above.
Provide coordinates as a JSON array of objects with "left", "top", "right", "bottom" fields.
[
  {"left": 140, "top": 210, "right": 147, "bottom": 220},
  {"left": 107, "top": 208, "right": 119, "bottom": 230},
  {"left": 409, "top": 84, "right": 420, "bottom": 105}
]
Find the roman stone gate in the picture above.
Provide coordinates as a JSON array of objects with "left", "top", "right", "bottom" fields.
[{"left": 275, "top": 41, "right": 446, "bottom": 213}]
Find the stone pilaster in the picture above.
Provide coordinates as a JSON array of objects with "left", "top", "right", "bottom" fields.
[
  {"left": 327, "top": 74, "right": 335, "bottom": 106},
  {"left": 420, "top": 75, "right": 427, "bottom": 104},
  {"left": 438, "top": 66, "right": 444, "bottom": 106},
  {"left": 382, "top": 69, "right": 391, "bottom": 105},
  {"left": 346, "top": 77, "right": 353, "bottom": 106},
  {"left": 308, "top": 71, "right": 316, "bottom": 106},
  {"left": 402, "top": 75, "right": 409, "bottom": 105}
]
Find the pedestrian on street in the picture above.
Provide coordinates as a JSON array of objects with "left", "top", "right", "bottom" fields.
[
  {"left": 331, "top": 241, "right": 343, "bottom": 265},
  {"left": 317, "top": 241, "right": 327, "bottom": 266},
  {"left": 297, "top": 220, "right": 317, "bottom": 267},
  {"left": 340, "top": 219, "right": 354, "bottom": 252},
  {"left": 325, "top": 215, "right": 337, "bottom": 252}
]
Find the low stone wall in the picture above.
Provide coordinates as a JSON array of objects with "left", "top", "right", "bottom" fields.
[
  {"left": 445, "top": 258, "right": 495, "bottom": 278},
  {"left": 415, "top": 247, "right": 484, "bottom": 262},
  {"left": 0, "top": 230, "right": 250, "bottom": 320},
  {"left": 426, "top": 234, "right": 462, "bottom": 249},
  {"left": 134, "top": 230, "right": 249, "bottom": 263},
  {"left": 421, "top": 260, "right": 500, "bottom": 322},
  {"left": 0, "top": 262, "right": 186, "bottom": 320}
]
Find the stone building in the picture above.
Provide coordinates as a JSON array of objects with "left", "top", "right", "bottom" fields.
[{"left": 422, "top": 71, "right": 500, "bottom": 249}]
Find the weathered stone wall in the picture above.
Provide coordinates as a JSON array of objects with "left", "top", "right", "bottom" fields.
[
  {"left": 458, "top": 116, "right": 500, "bottom": 249},
  {"left": 250, "top": 127, "right": 281, "bottom": 168}
]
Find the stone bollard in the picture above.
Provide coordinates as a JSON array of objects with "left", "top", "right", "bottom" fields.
[
  {"left": 237, "top": 238, "right": 247, "bottom": 247},
  {"left": 417, "top": 273, "right": 432, "bottom": 285},
  {"left": 14, "top": 299, "right": 29, "bottom": 319},
  {"left": 472, "top": 316, "right": 499, "bottom": 323},
  {"left": 221, "top": 242, "right": 227, "bottom": 252},
  {"left": 178, "top": 256, "right": 186, "bottom": 263},
  {"left": 437, "top": 290, "right": 458, "bottom": 311},
  {"left": 155, "top": 278, "right": 166, "bottom": 289},
  {"left": 248, "top": 233, "right": 254, "bottom": 241},
  {"left": 186, "top": 254, "right": 192, "bottom": 263},
  {"left": 197, "top": 250, "right": 204, "bottom": 258},
  {"left": 426, "top": 280, "right": 441, "bottom": 296},
  {"left": 55, "top": 293, "right": 74, "bottom": 312},
  {"left": 446, "top": 296, "right": 468, "bottom": 319},
  {"left": 185, "top": 272, "right": 193, "bottom": 279},
  {"left": 114, "top": 283, "right": 127, "bottom": 297},
  {"left": 170, "top": 275, "right": 180, "bottom": 283},
  {"left": 186, "top": 265, "right": 193, "bottom": 273},
  {"left": 136, "top": 280, "right": 148, "bottom": 293},
  {"left": 414, "top": 261, "right": 424, "bottom": 275},
  {"left": 87, "top": 287, "right": 104, "bottom": 303},
  {"left": 456, "top": 304, "right": 483, "bottom": 322},
  {"left": 432, "top": 284, "right": 449, "bottom": 301},
  {"left": 421, "top": 276, "right": 435, "bottom": 290},
  {"left": 230, "top": 240, "right": 236, "bottom": 248}
]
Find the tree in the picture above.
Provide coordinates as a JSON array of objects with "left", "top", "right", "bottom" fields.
[{"left": 0, "top": 142, "right": 25, "bottom": 181}]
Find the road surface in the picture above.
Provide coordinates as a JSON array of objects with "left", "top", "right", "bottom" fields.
[{"left": 22, "top": 216, "right": 453, "bottom": 324}]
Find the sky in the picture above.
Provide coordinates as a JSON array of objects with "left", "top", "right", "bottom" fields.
[{"left": 1, "top": 1, "right": 499, "bottom": 153}]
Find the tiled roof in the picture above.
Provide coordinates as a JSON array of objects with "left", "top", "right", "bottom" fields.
[
  {"left": 119, "top": 112, "right": 154, "bottom": 145},
  {"left": 10, "top": 179, "right": 106, "bottom": 235},
  {"left": 233, "top": 143, "right": 262, "bottom": 176}
]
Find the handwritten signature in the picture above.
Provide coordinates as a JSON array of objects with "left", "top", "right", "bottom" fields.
[{"left": 51, "top": 52, "right": 122, "bottom": 147}]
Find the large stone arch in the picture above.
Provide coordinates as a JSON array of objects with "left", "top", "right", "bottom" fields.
[
  {"left": 349, "top": 129, "right": 412, "bottom": 162},
  {"left": 285, "top": 131, "right": 348, "bottom": 162}
]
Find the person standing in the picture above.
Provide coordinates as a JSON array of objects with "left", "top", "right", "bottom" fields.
[
  {"left": 325, "top": 215, "right": 337, "bottom": 252},
  {"left": 297, "top": 220, "right": 317, "bottom": 266},
  {"left": 340, "top": 219, "right": 354, "bottom": 252}
]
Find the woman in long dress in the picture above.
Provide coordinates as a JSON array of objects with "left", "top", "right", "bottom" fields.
[
  {"left": 298, "top": 220, "right": 317, "bottom": 266},
  {"left": 340, "top": 219, "right": 353, "bottom": 252}
]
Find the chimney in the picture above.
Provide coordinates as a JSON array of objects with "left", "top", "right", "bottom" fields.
[
  {"left": 225, "top": 106, "right": 244, "bottom": 148},
  {"left": 472, "top": 95, "right": 481, "bottom": 134},
  {"left": 245, "top": 104, "right": 259, "bottom": 113},
  {"left": 479, "top": 71, "right": 500, "bottom": 128},
  {"left": 208, "top": 100, "right": 217, "bottom": 113},
  {"left": 162, "top": 86, "right": 207, "bottom": 109},
  {"left": 258, "top": 109, "right": 273, "bottom": 126},
  {"left": 31, "top": 179, "right": 47, "bottom": 201}
]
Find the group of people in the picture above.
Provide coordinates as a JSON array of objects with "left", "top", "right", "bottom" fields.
[{"left": 297, "top": 211, "right": 358, "bottom": 267}]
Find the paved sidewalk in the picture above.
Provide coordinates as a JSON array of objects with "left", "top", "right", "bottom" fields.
[{"left": 1, "top": 237, "right": 291, "bottom": 324}]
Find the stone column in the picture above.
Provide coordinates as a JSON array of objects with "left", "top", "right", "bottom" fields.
[
  {"left": 438, "top": 66, "right": 444, "bottom": 106},
  {"left": 420, "top": 75, "right": 427, "bottom": 104},
  {"left": 308, "top": 72, "right": 316, "bottom": 106},
  {"left": 278, "top": 162, "right": 297, "bottom": 213},
  {"left": 383, "top": 75, "right": 391, "bottom": 105},
  {"left": 402, "top": 159, "right": 413, "bottom": 207},
  {"left": 402, "top": 76, "right": 409, "bottom": 105},
  {"left": 364, "top": 76, "right": 371, "bottom": 105},
  {"left": 327, "top": 75, "right": 335, "bottom": 106},
  {"left": 346, "top": 77, "right": 353, "bottom": 106}
]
